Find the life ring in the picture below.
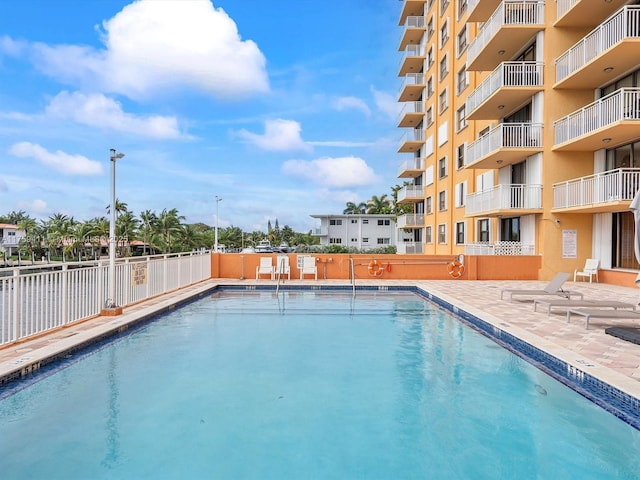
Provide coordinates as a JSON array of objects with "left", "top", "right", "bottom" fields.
[
  {"left": 368, "top": 259, "right": 384, "bottom": 277},
  {"left": 447, "top": 260, "right": 465, "bottom": 278}
]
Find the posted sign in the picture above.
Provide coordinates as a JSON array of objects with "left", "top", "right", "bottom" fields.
[{"left": 131, "top": 263, "right": 148, "bottom": 286}]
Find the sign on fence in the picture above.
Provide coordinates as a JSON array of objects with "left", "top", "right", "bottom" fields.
[{"left": 131, "top": 263, "right": 148, "bottom": 286}]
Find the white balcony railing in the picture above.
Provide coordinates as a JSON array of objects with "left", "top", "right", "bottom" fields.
[
  {"left": 465, "top": 184, "right": 543, "bottom": 215},
  {"left": 468, "top": 1, "right": 545, "bottom": 66},
  {"left": 465, "top": 123, "right": 543, "bottom": 166},
  {"left": 553, "top": 168, "right": 640, "bottom": 209},
  {"left": 396, "top": 214, "right": 425, "bottom": 228},
  {"left": 554, "top": 88, "right": 640, "bottom": 145},
  {"left": 398, "top": 73, "right": 425, "bottom": 97},
  {"left": 313, "top": 227, "right": 328, "bottom": 236},
  {"left": 467, "top": 62, "right": 543, "bottom": 113},
  {"left": 399, "top": 43, "right": 425, "bottom": 69},
  {"left": 556, "top": 0, "right": 576, "bottom": 20},
  {"left": 465, "top": 241, "right": 535, "bottom": 255},
  {"left": 397, "top": 156, "right": 425, "bottom": 176},
  {"left": 397, "top": 185, "right": 425, "bottom": 202},
  {"left": 396, "top": 241, "right": 424, "bottom": 254},
  {"left": 398, "top": 128, "right": 425, "bottom": 149},
  {"left": 555, "top": 6, "right": 640, "bottom": 83},
  {"left": 398, "top": 100, "right": 425, "bottom": 122}
]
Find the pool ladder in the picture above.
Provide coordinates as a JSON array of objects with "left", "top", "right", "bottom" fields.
[
  {"left": 350, "top": 258, "right": 355, "bottom": 297},
  {"left": 275, "top": 256, "right": 286, "bottom": 296}
]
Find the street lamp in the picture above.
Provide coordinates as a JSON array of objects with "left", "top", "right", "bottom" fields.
[
  {"left": 107, "top": 148, "right": 124, "bottom": 311},
  {"left": 214, "top": 195, "right": 222, "bottom": 252}
]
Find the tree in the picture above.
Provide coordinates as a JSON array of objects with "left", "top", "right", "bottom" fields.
[
  {"left": 343, "top": 202, "right": 366, "bottom": 214},
  {"left": 155, "top": 208, "right": 185, "bottom": 253},
  {"left": 366, "top": 195, "right": 392, "bottom": 214},
  {"left": 139, "top": 210, "right": 158, "bottom": 255}
]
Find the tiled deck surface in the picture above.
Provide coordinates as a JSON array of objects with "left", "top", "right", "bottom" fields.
[{"left": 2, "top": 278, "right": 640, "bottom": 403}]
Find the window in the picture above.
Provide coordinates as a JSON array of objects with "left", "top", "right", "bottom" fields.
[
  {"left": 351, "top": 219, "right": 358, "bottom": 224},
  {"left": 377, "top": 238, "right": 391, "bottom": 245},
  {"left": 457, "top": 144, "right": 465, "bottom": 169},
  {"left": 427, "top": 16, "right": 435, "bottom": 39},
  {"left": 377, "top": 219, "right": 391, "bottom": 226},
  {"left": 425, "top": 226, "right": 433, "bottom": 243},
  {"left": 612, "top": 212, "right": 640, "bottom": 269},
  {"left": 455, "top": 181, "right": 467, "bottom": 207},
  {"left": 427, "top": 46, "right": 434, "bottom": 69},
  {"left": 440, "top": 20, "right": 449, "bottom": 48},
  {"left": 426, "top": 196, "right": 433, "bottom": 214},
  {"left": 441, "top": 0, "right": 450, "bottom": 12},
  {"left": 438, "top": 224, "right": 447, "bottom": 244},
  {"left": 439, "top": 89, "right": 448, "bottom": 114},
  {"left": 457, "top": 66, "right": 468, "bottom": 95},
  {"left": 426, "top": 106, "right": 434, "bottom": 127},
  {"left": 455, "top": 222, "right": 465, "bottom": 244},
  {"left": 350, "top": 237, "right": 358, "bottom": 243},
  {"left": 457, "top": 26, "right": 467, "bottom": 56},
  {"left": 458, "top": 0, "right": 468, "bottom": 18},
  {"left": 427, "top": 76, "right": 434, "bottom": 98},
  {"left": 363, "top": 237, "right": 369, "bottom": 243},
  {"left": 438, "top": 190, "right": 447, "bottom": 211},
  {"left": 456, "top": 104, "right": 467, "bottom": 131},
  {"left": 438, "top": 157, "right": 448, "bottom": 178},
  {"left": 439, "top": 54, "right": 449, "bottom": 81},
  {"left": 329, "top": 219, "right": 342, "bottom": 226},
  {"left": 478, "top": 219, "right": 489, "bottom": 242},
  {"left": 329, "top": 238, "right": 342, "bottom": 244},
  {"left": 363, "top": 219, "right": 369, "bottom": 224}
]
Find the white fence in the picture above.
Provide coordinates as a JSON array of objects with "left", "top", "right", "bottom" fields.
[
  {"left": 465, "top": 241, "right": 535, "bottom": 255},
  {"left": 465, "top": 123, "right": 543, "bottom": 166},
  {"left": 553, "top": 168, "right": 640, "bottom": 209},
  {"left": 466, "top": 184, "right": 543, "bottom": 216},
  {"left": 0, "top": 251, "right": 211, "bottom": 346}
]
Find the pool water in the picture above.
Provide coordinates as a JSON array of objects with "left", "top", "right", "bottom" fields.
[{"left": 1, "top": 290, "right": 639, "bottom": 479}]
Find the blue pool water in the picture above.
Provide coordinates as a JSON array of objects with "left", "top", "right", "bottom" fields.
[{"left": 1, "top": 290, "right": 640, "bottom": 479}]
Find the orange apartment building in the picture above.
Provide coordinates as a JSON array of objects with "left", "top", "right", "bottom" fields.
[{"left": 395, "top": 0, "right": 640, "bottom": 281}]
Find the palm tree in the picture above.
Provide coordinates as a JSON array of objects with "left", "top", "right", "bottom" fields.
[
  {"left": 155, "top": 208, "right": 185, "bottom": 253},
  {"left": 343, "top": 202, "right": 366, "bottom": 214},
  {"left": 139, "top": 210, "right": 157, "bottom": 255},
  {"left": 116, "top": 211, "right": 139, "bottom": 256},
  {"left": 366, "top": 195, "right": 393, "bottom": 214}
]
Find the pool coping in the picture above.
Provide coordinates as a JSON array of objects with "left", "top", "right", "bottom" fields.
[{"left": 1, "top": 280, "right": 639, "bottom": 429}]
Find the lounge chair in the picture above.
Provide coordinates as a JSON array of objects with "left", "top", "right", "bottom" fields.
[
  {"left": 256, "top": 257, "right": 274, "bottom": 280},
  {"left": 533, "top": 298, "right": 636, "bottom": 316},
  {"left": 574, "top": 258, "right": 599, "bottom": 283},
  {"left": 299, "top": 256, "right": 317, "bottom": 280},
  {"left": 500, "top": 272, "right": 583, "bottom": 302},
  {"left": 274, "top": 254, "right": 290, "bottom": 280},
  {"left": 566, "top": 308, "right": 640, "bottom": 330}
]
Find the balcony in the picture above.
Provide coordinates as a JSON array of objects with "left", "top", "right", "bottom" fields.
[
  {"left": 552, "top": 168, "right": 640, "bottom": 213},
  {"left": 555, "top": 0, "right": 629, "bottom": 28},
  {"left": 398, "top": 44, "right": 426, "bottom": 76},
  {"left": 397, "top": 185, "right": 425, "bottom": 203},
  {"left": 398, "top": 73, "right": 425, "bottom": 102},
  {"left": 465, "top": 184, "right": 543, "bottom": 217},
  {"left": 467, "top": 0, "right": 502, "bottom": 22},
  {"left": 555, "top": 6, "right": 640, "bottom": 89},
  {"left": 398, "top": 100, "right": 425, "bottom": 128},
  {"left": 399, "top": 15, "right": 425, "bottom": 51},
  {"left": 399, "top": 0, "right": 426, "bottom": 25},
  {"left": 398, "top": 128, "right": 425, "bottom": 153},
  {"left": 553, "top": 88, "right": 640, "bottom": 151},
  {"left": 396, "top": 213, "right": 425, "bottom": 228},
  {"left": 396, "top": 241, "right": 424, "bottom": 254},
  {"left": 467, "top": 1, "right": 545, "bottom": 72},
  {"left": 467, "top": 62, "right": 544, "bottom": 119},
  {"left": 312, "top": 227, "right": 328, "bottom": 236},
  {"left": 397, "top": 155, "right": 425, "bottom": 178},
  {"left": 464, "top": 123, "right": 543, "bottom": 169},
  {"left": 465, "top": 241, "right": 535, "bottom": 255}
]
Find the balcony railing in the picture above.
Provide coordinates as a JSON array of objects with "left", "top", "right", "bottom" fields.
[
  {"left": 552, "top": 168, "right": 640, "bottom": 209},
  {"left": 554, "top": 88, "right": 640, "bottom": 146},
  {"left": 313, "top": 227, "right": 328, "bottom": 236},
  {"left": 396, "top": 214, "right": 425, "bottom": 228},
  {"left": 398, "top": 100, "right": 425, "bottom": 119},
  {"left": 397, "top": 185, "right": 425, "bottom": 203},
  {"left": 399, "top": 43, "right": 425, "bottom": 67},
  {"left": 465, "top": 184, "right": 543, "bottom": 215},
  {"left": 467, "top": 62, "right": 543, "bottom": 114},
  {"left": 465, "top": 241, "right": 535, "bottom": 255},
  {"left": 398, "top": 73, "right": 425, "bottom": 97},
  {"left": 555, "top": 6, "right": 640, "bottom": 83},
  {"left": 396, "top": 241, "right": 424, "bottom": 254},
  {"left": 397, "top": 156, "right": 425, "bottom": 176},
  {"left": 465, "top": 123, "right": 543, "bottom": 166},
  {"left": 398, "top": 127, "right": 425, "bottom": 150},
  {"left": 468, "top": 1, "right": 545, "bottom": 67}
]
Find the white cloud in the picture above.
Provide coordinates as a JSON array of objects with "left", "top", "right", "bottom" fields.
[
  {"left": 237, "top": 119, "right": 311, "bottom": 152},
  {"left": 46, "top": 91, "right": 184, "bottom": 139},
  {"left": 0, "top": 178, "right": 7, "bottom": 192},
  {"left": 371, "top": 86, "right": 399, "bottom": 121},
  {"left": 16, "top": 199, "right": 49, "bottom": 215},
  {"left": 308, "top": 140, "right": 374, "bottom": 148},
  {"left": 24, "top": 0, "right": 269, "bottom": 100},
  {"left": 9, "top": 142, "right": 103, "bottom": 176},
  {"left": 333, "top": 96, "right": 371, "bottom": 116},
  {"left": 281, "top": 156, "right": 378, "bottom": 188}
]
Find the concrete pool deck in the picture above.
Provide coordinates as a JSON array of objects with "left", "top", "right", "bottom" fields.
[{"left": 2, "top": 278, "right": 640, "bottom": 406}]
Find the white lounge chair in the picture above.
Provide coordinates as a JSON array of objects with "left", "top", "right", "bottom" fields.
[
  {"left": 299, "top": 256, "right": 317, "bottom": 280},
  {"left": 533, "top": 298, "right": 636, "bottom": 316},
  {"left": 574, "top": 258, "right": 599, "bottom": 283},
  {"left": 500, "top": 272, "right": 583, "bottom": 302},
  {"left": 256, "top": 257, "right": 274, "bottom": 280},
  {"left": 274, "top": 254, "right": 290, "bottom": 280},
  {"left": 566, "top": 308, "right": 640, "bottom": 329}
]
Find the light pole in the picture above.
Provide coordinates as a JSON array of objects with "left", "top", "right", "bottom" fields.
[
  {"left": 214, "top": 196, "right": 222, "bottom": 252},
  {"left": 107, "top": 148, "right": 124, "bottom": 310}
]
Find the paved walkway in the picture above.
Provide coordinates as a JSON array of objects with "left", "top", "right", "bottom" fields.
[{"left": 2, "top": 278, "right": 640, "bottom": 402}]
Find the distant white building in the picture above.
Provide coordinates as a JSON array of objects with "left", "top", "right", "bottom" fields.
[
  {"left": 310, "top": 214, "right": 412, "bottom": 251},
  {"left": 0, "top": 223, "right": 26, "bottom": 256}
]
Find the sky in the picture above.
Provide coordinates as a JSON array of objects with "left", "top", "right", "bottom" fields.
[{"left": 0, "top": 0, "right": 403, "bottom": 233}]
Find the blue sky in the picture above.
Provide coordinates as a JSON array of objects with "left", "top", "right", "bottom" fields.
[{"left": 0, "top": 0, "right": 402, "bottom": 233}]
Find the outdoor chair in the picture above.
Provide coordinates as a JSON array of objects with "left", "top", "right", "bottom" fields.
[
  {"left": 256, "top": 257, "right": 274, "bottom": 280},
  {"left": 500, "top": 272, "right": 583, "bottom": 302},
  {"left": 274, "top": 254, "right": 291, "bottom": 280},
  {"left": 299, "top": 256, "right": 317, "bottom": 280},
  {"left": 574, "top": 259, "right": 599, "bottom": 283}
]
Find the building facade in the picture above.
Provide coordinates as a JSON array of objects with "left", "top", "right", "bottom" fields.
[
  {"left": 396, "top": 0, "right": 640, "bottom": 278},
  {"left": 0, "top": 223, "right": 26, "bottom": 257},
  {"left": 311, "top": 214, "right": 412, "bottom": 251}
]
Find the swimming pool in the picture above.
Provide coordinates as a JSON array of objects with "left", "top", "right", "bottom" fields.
[{"left": 1, "top": 289, "right": 639, "bottom": 479}]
